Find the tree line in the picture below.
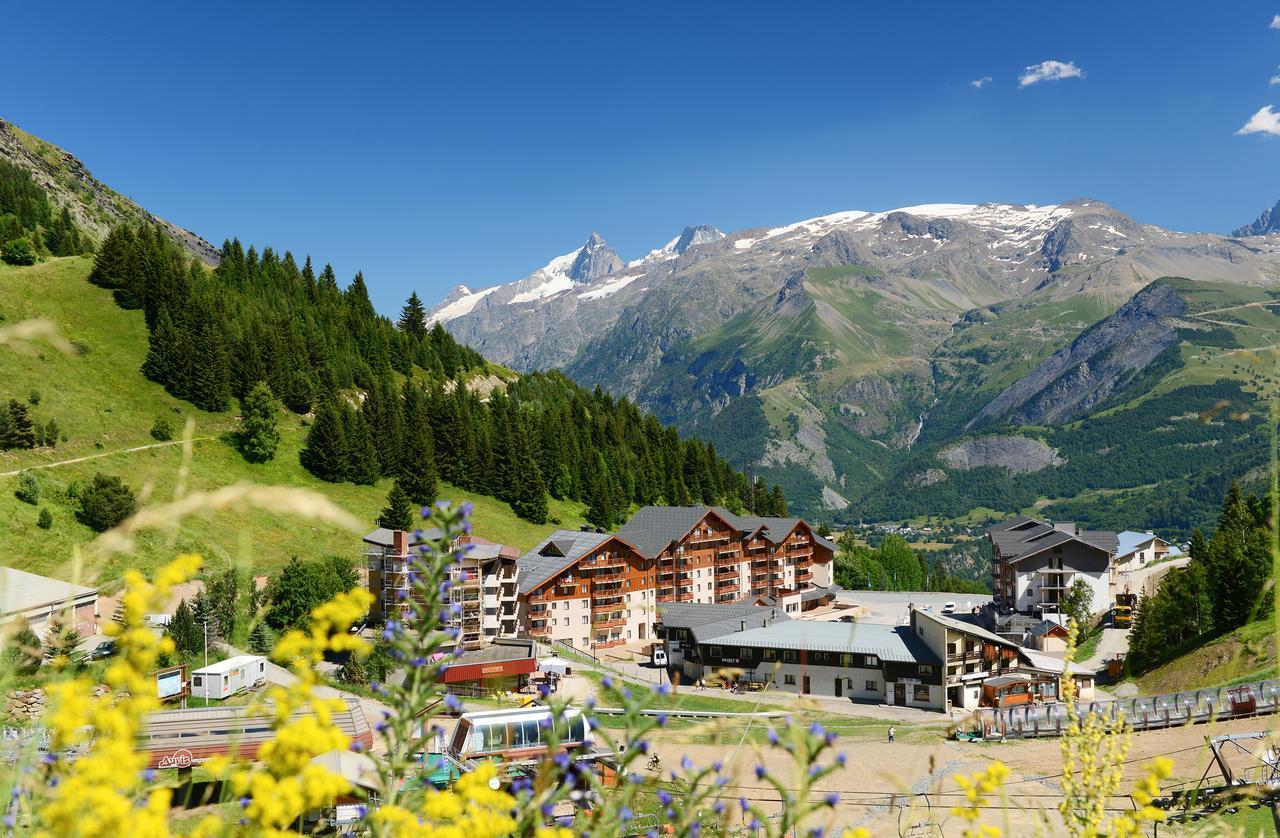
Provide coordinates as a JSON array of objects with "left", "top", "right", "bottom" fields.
[
  {"left": 0, "top": 160, "right": 90, "bottom": 266},
  {"left": 1127, "top": 482, "right": 1274, "bottom": 673},
  {"left": 88, "top": 223, "right": 782, "bottom": 526},
  {"left": 832, "top": 532, "right": 988, "bottom": 594}
]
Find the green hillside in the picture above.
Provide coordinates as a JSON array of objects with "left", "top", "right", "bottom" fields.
[
  {"left": 1134, "top": 618, "right": 1277, "bottom": 695},
  {"left": 0, "top": 256, "right": 589, "bottom": 587}
]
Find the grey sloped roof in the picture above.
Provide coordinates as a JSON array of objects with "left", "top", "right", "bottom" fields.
[
  {"left": 987, "top": 517, "right": 1116, "bottom": 563},
  {"left": 711, "top": 507, "right": 802, "bottom": 544},
  {"left": 363, "top": 527, "right": 442, "bottom": 548},
  {"left": 916, "top": 608, "right": 1020, "bottom": 649},
  {"left": 800, "top": 584, "right": 841, "bottom": 603},
  {"left": 516, "top": 529, "right": 615, "bottom": 592},
  {"left": 616, "top": 506, "right": 716, "bottom": 558},
  {"left": 813, "top": 533, "right": 838, "bottom": 554},
  {"left": 1028, "top": 619, "right": 1067, "bottom": 638},
  {"left": 658, "top": 601, "right": 791, "bottom": 645},
  {"left": 704, "top": 620, "right": 941, "bottom": 664}
]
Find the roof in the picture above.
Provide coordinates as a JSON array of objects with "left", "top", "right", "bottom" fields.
[
  {"left": 1028, "top": 619, "right": 1069, "bottom": 638},
  {"left": 516, "top": 529, "right": 616, "bottom": 592},
  {"left": 658, "top": 600, "right": 790, "bottom": 644},
  {"left": 310, "top": 750, "right": 379, "bottom": 790},
  {"left": 449, "top": 638, "right": 535, "bottom": 666},
  {"left": 1018, "top": 648, "right": 1094, "bottom": 676},
  {"left": 985, "top": 675, "right": 1037, "bottom": 688},
  {"left": 616, "top": 506, "right": 717, "bottom": 558},
  {"left": 1115, "top": 531, "right": 1182, "bottom": 559},
  {"left": 704, "top": 620, "right": 942, "bottom": 664},
  {"left": 813, "top": 533, "right": 838, "bottom": 554},
  {"left": 800, "top": 584, "right": 841, "bottom": 603},
  {"left": 363, "top": 527, "right": 443, "bottom": 548},
  {"left": 192, "top": 654, "right": 264, "bottom": 676},
  {"left": 0, "top": 567, "right": 96, "bottom": 615},
  {"left": 987, "top": 517, "right": 1117, "bottom": 563},
  {"left": 915, "top": 608, "right": 1020, "bottom": 649},
  {"left": 711, "top": 507, "right": 804, "bottom": 544}
]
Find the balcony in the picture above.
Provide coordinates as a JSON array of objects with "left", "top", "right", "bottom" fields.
[
  {"left": 715, "top": 564, "right": 738, "bottom": 576},
  {"left": 593, "top": 615, "right": 625, "bottom": 629},
  {"left": 529, "top": 624, "right": 551, "bottom": 637}
]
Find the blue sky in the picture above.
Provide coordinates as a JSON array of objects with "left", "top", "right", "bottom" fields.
[{"left": 3, "top": 1, "right": 1280, "bottom": 313}]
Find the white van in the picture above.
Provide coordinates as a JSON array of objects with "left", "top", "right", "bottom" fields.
[
  {"left": 941, "top": 601, "right": 957, "bottom": 614},
  {"left": 651, "top": 645, "right": 668, "bottom": 668}
]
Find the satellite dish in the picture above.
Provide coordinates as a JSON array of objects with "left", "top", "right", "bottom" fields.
[{"left": 488, "top": 777, "right": 501, "bottom": 791}]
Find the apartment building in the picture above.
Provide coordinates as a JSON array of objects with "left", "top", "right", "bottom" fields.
[
  {"left": 515, "top": 529, "right": 655, "bottom": 650},
  {"left": 515, "top": 506, "right": 838, "bottom": 651},
  {"left": 986, "top": 516, "right": 1117, "bottom": 616},
  {"left": 362, "top": 528, "right": 520, "bottom": 647}
]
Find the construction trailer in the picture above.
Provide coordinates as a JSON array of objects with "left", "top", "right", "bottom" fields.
[
  {"left": 1112, "top": 593, "right": 1137, "bottom": 628},
  {"left": 189, "top": 655, "right": 267, "bottom": 700}
]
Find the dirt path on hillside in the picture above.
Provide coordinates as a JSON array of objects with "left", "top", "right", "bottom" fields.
[{"left": 0, "top": 437, "right": 217, "bottom": 478}]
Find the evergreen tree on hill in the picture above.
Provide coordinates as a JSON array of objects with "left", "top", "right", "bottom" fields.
[
  {"left": 300, "top": 399, "right": 349, "bottom": 482},
  {"left": 377, "top": 479, "right": 415, "bottom": 532},
  {"left": 3, "top": 399, "right": 36, "bottom": 449},
  {"left": 399, "top": 384, "right": 439, "bottom": 507},
  {"left": 363, "top": 376, "right": 404, "bottom": 476},
  {"left": 343, "top": 403, "right": 381, "bottom": 485},
  {"left": 239, "top": 381, "right": 281, "bottom": 463},
  {"left": 398, "top": 292, "right": 428, "bottom": 342}
]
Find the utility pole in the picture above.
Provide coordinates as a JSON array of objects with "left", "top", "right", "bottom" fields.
[{"left": 202, "top": 618, "right": 209, "bottom": 669}]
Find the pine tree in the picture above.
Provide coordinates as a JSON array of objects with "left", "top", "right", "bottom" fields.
[
  {"left": 248, "top": 621, "right": 273, "bottom": 655},
  {"left": 300, "top": 399, "right": 349, "bottom": 482},
  {"left": 5, "top": 400, "right": 36, "bottom": 449},
  {"left": 363, "top": 376, "right": 403, "bottom": 476},
  {"left": 377, "top": 479, "right": 415, "bottom": 531},
  {"left": 88, "top": 225, "right": 136, "bottom": 291},
  {"left": 343, "top": 404, "right": 380, "bottom": 485},
  {"left": 770, "top": 484, "right": 787, "bottom": 516},
  {"left": 398, "top": 292, "right": 428, "bottom": 342},
  {"left": 400, "top": 385, "right": 439, "bottom": 506},
  {"left": 239, "top": 381, "right": 281, "bottom": 463},
  {"left": 142, "top": 307, "right": 183, "bottom": 391},
  {"left": 167, "top": 600, "right": 202, "bottom": 659}
]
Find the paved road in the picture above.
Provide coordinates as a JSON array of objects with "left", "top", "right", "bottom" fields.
[
  {"left": 1081, "top": 627, "right": 1130, "bottom": 671},
  {"left": 836, "top": 590, "right": 992, "bottom": 625}
]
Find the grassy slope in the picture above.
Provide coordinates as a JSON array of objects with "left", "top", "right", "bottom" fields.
[
  {"left": 0, "top": 257, "right": 587, "bottom": 587},
  {"left": 1135, "top": 619, "right": 1277, "bottom": 695}
]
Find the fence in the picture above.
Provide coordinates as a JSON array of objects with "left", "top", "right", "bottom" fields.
[{"left": 969, "top": 679, "right": 1280, "bottom": 739}]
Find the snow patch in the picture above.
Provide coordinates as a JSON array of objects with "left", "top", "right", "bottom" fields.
[
  {"left": 429, "top": 285, "right": 498, "bottom": 323},
  {"left": 577, "top": 274, "right": 641, "bottom": 301}
]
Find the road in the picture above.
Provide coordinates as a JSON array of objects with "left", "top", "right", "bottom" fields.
[
  {"left": 1081, "top": 627, "right": 1130, "bottom": 671},
  {"left": 836, "top": 590, "right": 992, "bottom": 625}
]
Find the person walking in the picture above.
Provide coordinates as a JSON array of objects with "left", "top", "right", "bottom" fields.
[{"left": 888, "top": 726, "right": 896, "bottom": 744}]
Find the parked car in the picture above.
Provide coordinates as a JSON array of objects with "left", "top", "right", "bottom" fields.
[
  {"left": 942, "top": 602, "right": 957, "bottom": 614},
  {"left": 88, "top": 640, "right": 117, "bottom": 661}
]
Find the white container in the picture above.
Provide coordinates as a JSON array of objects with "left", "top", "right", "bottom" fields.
[{"left": 190, "top": 655, "right": 267, "bottom": 700}]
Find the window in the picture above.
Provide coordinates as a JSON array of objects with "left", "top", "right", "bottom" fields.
[
  {"left": 740, "top": 648, "right": 752, "bottom": 658},
  {"left": 784, "top": 674, "right": 796, "bottom": 685},
  {"left": 783, "top": 650, "right": 798, "bottom": 663},
  {"left": 913, "top": 685, "right": 930, "bottom": 702},
  {"left": 193, "top": 676, "right": 203, "bottom": 687},
  {"left": 763, "top": 649, "right": 776, "bottom": 661},
  {"left": 581, "top": 637, "right": 589, "bottom": 646},
  {"left": 919, "top": 665, "right": 934, "bottom": 676},
  {"left": 581, "top": 616, "right": 589, "bottom": 624},
  {"left": 865, "top": 655, "right": 879, "bottom": 667},
  {"left": 709, "top": 646, "right": 722, "bottom": 658},
  {"left": 866, "top": 680, "right": 878, "bottom": 691}
]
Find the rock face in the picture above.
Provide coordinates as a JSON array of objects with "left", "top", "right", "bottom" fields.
[
  {"left": 1233, "top": 199, "right": 1280, "bottom": 237},
  {"left": 568, "top": 232, "right": 624, "bottom": 282},
  {"left": 968, "top": 281, "right": 1189, "bottom": 428},
  {"left": 673, "top": 224, "right": 725, "bottom": 254},
  {"left": 0, "top": 118, "right": 218, "bottom": 263},
  {"left": 939, "top": 436, "right": 1065, "bottom": 475}
]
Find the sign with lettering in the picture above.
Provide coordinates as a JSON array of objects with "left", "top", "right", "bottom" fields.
[{"left": 155, "top": 749, "right": 208, "bottom": 769}]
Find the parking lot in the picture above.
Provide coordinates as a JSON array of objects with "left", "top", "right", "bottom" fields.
[{"left": 835, "top": 590, "right": 992, "bottom": 625}]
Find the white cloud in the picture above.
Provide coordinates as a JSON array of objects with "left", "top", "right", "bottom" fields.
[
  {"left": 1237, "top": 105, "right": 1280, "bottom": 136},
  {"left": 969, "top": 76, "right": 992, "bottom": 89},
  {"left": 1272, "top": 69, "right": 1280, "bottom": 86},
  {"left": 1270, "top": 14, "right": 1280, "bottom": 28},
  {"left": 1018, "top": 59, "right": 1085, "bottom": 88}
]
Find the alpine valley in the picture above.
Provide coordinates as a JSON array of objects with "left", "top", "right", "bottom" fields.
[{"left": 431, "top": 200, "right": 1280, "bottom": 535}]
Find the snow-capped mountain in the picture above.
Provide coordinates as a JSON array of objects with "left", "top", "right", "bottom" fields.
[
  {"left": 428, "top": 199, "right": 1280, "bottom": 517},
  {"left": 1233, "top": 198, "right": 1280, "bottom": 237}
]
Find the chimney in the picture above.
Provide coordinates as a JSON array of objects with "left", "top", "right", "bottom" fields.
[
  {"left": 740, "top": 620, "right": 746, "bottom": 632},
  {"left": 393, "top": 529, "right": 407, "bottom": 557}
]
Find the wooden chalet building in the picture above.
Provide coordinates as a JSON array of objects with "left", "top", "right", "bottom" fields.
[{"left": 515, "top": 506, "right": 837, "bottom": 651}]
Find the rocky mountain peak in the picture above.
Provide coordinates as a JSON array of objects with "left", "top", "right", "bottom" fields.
[
  {"left": 673, "top": 224, "right": 725, "bottom": 254},
  {"left": 568, "top": 232, "right": 624, "bottom": 283},
  {"left": 1232, "top": 199, "right": 1280, "bottom": 237}
]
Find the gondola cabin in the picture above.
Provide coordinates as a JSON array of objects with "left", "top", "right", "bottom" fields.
[{"left": 449, "top": 706, "right": 592, "bottom": 766}]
